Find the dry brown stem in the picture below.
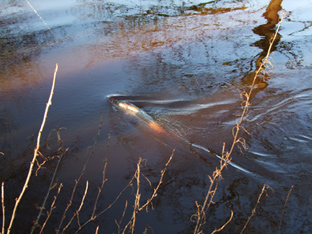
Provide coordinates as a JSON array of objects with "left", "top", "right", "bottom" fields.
[
  {"left": 31, "top": 128, "right": 68, "bottom": 234},
  {"left": 6, "top": 63, "right": 58, "bottom": 234},
  {"left": 1, "top": 182, "right": 5, "bottom": 234},
  {"left": 122, "top": 150, "right": 175, "bottom": 234},
  {"left": 139, "top": 149, "right": 175, "bottom": 212},
  {"left": 39, "top": 183, "right": 63, "bottom": 234},
  {"left": 240, "top": 184, "right": 272, "bottom": 234},
  {"left": 278, "top": 185, "right": 294, "bottom": 233},
  {"left": 116, "top": 200, "right": 128, "bottom": 234},
  {"left": 95, "top": 226, "right": 99, "bottom": 234},
  {"left": 57, "top": 115, "right": 103, "bottom": 234},
  {"left": 59, "top": 180, "right": 89, "bottom": 234},
  {"left": 193, "top": 12, "right": 284, "bottom": 234},
  {"left": 76, "top": 172, "right": 136, "bottom": 233},
  {"left": 211, "top": 210, "right": 234, "bottom": 234},
  {"left": 91, "top": 160, "right": 108, "bottom": 219}
]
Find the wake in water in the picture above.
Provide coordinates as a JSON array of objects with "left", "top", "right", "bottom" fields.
[{"left": 107, "top": 94, "right": 252, "bottom": 174}]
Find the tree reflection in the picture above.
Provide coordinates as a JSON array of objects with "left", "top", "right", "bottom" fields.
[{"left": 243, "top": 0, "right": 283, "bottom": 87}]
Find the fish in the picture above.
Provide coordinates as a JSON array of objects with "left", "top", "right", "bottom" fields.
[{"left": 109, "top": 97, "right": 167, "bottom": 134}]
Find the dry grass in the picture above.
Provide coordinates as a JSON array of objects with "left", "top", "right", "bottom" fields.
[
  {"left": 3, "top": 63, "right": 59, "bottom": 234},
  {"left": 192, "top": 11, "right": 285, "bottom": 234},
  {"left": 0, "top": 3, "right": 295, "bottom": 234}
]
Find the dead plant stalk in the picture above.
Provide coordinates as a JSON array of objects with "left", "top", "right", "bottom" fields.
[
  {"left": 6, "top": 63, "right": 58, "bottom": 234},
  {"left": 121, "top": 149, "right": 175, "bottom": 234},
  {"left": 57, "top": 115, "right": 103, "bottom": 234},
  {"left": 39, "top": 183, "right": 63, "bottom": 234},
  {"left": 1, "top": 182, "right": 5, "bottom": 234},
  {"left": 31, "top": 128, "right": 68, "bottom": 234},
  {"left": 193, "top": 12, "right": 284, "bottom": 234},
  {"left": 240, "top": 184, "right": 271, "bottom": 234}
]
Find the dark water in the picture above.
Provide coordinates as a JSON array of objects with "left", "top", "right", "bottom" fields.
[{"left": 1, "top": 0, "right": 312, "bottom": 233}]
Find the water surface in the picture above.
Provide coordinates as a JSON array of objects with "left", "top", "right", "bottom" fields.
[{"left": 1, "top": 0, "right": 312, "bottom": 233}]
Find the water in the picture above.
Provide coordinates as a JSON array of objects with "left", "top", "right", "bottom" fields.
[{"left": 1, "top": 0, "right": 312, "bottom": 233}]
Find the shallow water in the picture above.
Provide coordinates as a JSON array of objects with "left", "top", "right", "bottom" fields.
[{"left": 1, "top": 0, "right": 312, "bottom": 233}]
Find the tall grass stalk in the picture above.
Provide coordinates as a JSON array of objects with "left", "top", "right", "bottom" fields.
[
  {"left": 31, "top": 128, "right": 68, "bottom": 233},
  {"left": 38, "top": 183, "right": 63, "bottom": 234},
  {"left": 192, "top": 12, "right": 284, "bottom": 234},
  {"left": 278, "top": 185, "right": 294, "bottom": 233},
  {"left": 240, "top": 184, "right": 271, "bottom": 234},
  {"left": 56, "top": 115, "right": 103, "bottom": 233},
  {"left": 5, "top": 63, "right": 58, "bottom": 234},
  {"left": 121, "top": 150, "right": 175, "bottom": 234},
  {"left": 1, "top": 182, "right": 5, "bottom": 234}
]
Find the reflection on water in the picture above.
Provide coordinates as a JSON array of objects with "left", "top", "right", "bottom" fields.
[
  {"left": 1, "top": 0, "right": 312, "bottom": 233},
  {"left": 243, "top": 0, "right": 283, "bottom": 88}
]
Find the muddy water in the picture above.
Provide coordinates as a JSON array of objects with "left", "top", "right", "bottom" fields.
[{"left": 1, "top": 0, "right": 312, "bottom": 233}]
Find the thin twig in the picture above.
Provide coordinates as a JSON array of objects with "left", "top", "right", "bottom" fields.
[
  {"left": 122, "top": 150, "right": 175, "bottom": 234},
  {"left": 240, "top": 184, "right": 271, "bottom": 234},
  {"left": 139, "top": 149, "right": 175, "bottom": 212},
  {"left": 95, "top": 226, "right": 99, "bottom": 234},
  {"left": 1, "top": 182, "right": 5, "bottom": 234},
  {"left": 211, "top": 210, "right": 234, "bottom": 234},
  {"left": 39, "top": 183, "right": 63, "bottom": 234},
  {"left": 91, "top": 161, "right": 108, "bottom": 219},
  {"left": 116, "top": 200, "right": 128, "bottom": 234},
  {"left": 277, "top": 185, "right": 294, "bottom": 233},
  {"left": 57, "top": 115, "right": 102, "bottom": 233},
  {"left": 121, "top": 159, "right": 142, "bottom": 234},
  {"left": 31, "top": 128, "right": 67, "bottom": 234},
  {"left": 76, "top": 181, "right": 89, "bottom": 228},
  {"left": 75, "top": 171, "right": 137, "bottom": 234},
  {"left": 131, "top": 158, "right": 142, "bottom": 234},
  {"left": 6, "top": 63, "right": 58, "bottom": 234},
  {"left": 61, "top": 181, "right": 89, "bottom": 234},
  {"left": 193, "top": 12, "right": 285, "bottom": 234}
]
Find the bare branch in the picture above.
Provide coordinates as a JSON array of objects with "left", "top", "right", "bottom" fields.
[
  {"left": 278, "top": 185, "right": 294, "bottom": 233},
  {"left": 211, "top": 210, "right": 234, "bottom": 234},
  {"left": 7, "top": 63, "right": 58, "bottom": 234},
  {"left": 31, "top": 128, "right": 67, "bottom": 234},
  {"left": 193, "top": 11, "right": 285, "bottom": 234},
  {"left": 39, "top": 183, "right": 63, "bottom": 234},
  {"left": 240, "top": 184, "right": 272, "bottom": 234},
  {"left": 1, "top": 182, "right": 5, "bottom": 234}
]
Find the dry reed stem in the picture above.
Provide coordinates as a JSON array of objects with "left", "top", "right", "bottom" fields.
[
  {"left": 6, "top": 63, "right": 58, "bottom": 234},
  {"left": 57, "top": 115, "right": 103, "bottom": 234},
  {"left": 77, "top": 150, "right": 174, "bottom": 233},
  {"left": 1, "top": 182, "right": 5, "bottom": 234},
  {"left": 31, "top": 128, "right": 68, "bottom": 234},
  {"left": 91, "top": 160, "right": 108, "bottom": 219},
  {"left": 139, "top": 149, "right": 175, "bottom": 212},
  {"left": 61, "top": 181, "right": 89, "bottom": 234},
  {"left": 39, "top": 183, "right": 63, "bottom": 234},
  {"left": 211, "top": 210, "right": 234, "bottom": 234},
  {"left": 76, "top": 181, "right": 89, "bottom": 228},
  {"left": 122, "top": 150, "right": 175, "bottom": 234},
  {"left": 240, "top": 184, "right": 271, "bottom": 234},
  {"left": 193, "top": 12, "right": 284, "bottom": 234},
  {"left": 76, "top": 172, "right": 136, "bottom": 233},
  {"left": 278, "top": 185, "right": 294, "bottom": 233},
  {"left": 131, "top": 158, "right": 142, "bottom": 234},
  {"left": 95, "top": 226, "right": 99, "bottom": 234},
  {"left": 116, "top": 200, "right": 128, "bottom": 234},
  {"left": 121, "top": 158, "right": 143, "bottom": 234}
]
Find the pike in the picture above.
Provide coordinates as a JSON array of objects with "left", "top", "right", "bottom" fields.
[{"left": 109, "top": 97, "right": 166, "bottom": 134}]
